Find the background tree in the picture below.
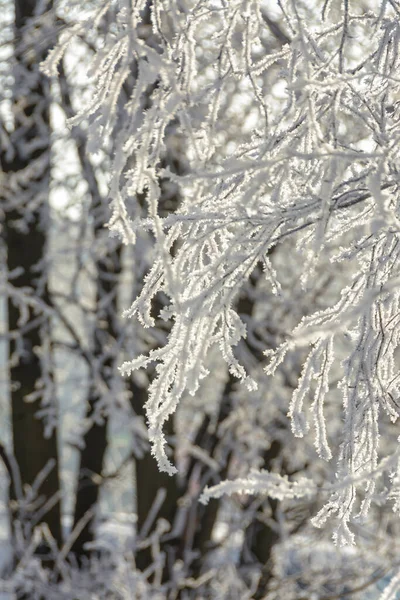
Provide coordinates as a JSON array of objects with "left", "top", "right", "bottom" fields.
[
  {"left": 1, "top": 1, "right": 400, "bottom": 599},
  {"left": 1, "top": 0, "right": 62, "bottom": 561}
]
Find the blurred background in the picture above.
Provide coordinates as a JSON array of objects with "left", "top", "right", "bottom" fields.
[{"left": 1, "top": 0, "right": 400, "bottom": 598}]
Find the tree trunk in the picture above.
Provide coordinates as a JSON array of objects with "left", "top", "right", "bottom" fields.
[
  {"left": 131, "top": 381, "right": 181, "bottom": 577},
  {"left": 1, "top": 0, "right": 62, "bottom": 556},
  {"left": 70, "top": 245, "right": 121, "bottom": 560},
  {"left": 241, "top": 441, "right": 282, "bottom": 599}
]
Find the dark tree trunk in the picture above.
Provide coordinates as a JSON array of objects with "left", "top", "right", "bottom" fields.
[
  {"left": 241, "top": 441, "right": 282, "bottom": 599},
  {"left": 131, "top": 381, "right": 181, "bottom": 577},
  {"left": 1, "top": 0, "right": 62, "bottom": 555},
  {"left": 70, "top": 244, "right": 121, "bottom": 560}
]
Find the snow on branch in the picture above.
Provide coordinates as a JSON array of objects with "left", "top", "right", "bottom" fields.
[
  {"left": 43, "top": 0, "right": 400, "bottom": 541},
  {"left": 200, "top": 469, "right": 315, "bottom": 505}
]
